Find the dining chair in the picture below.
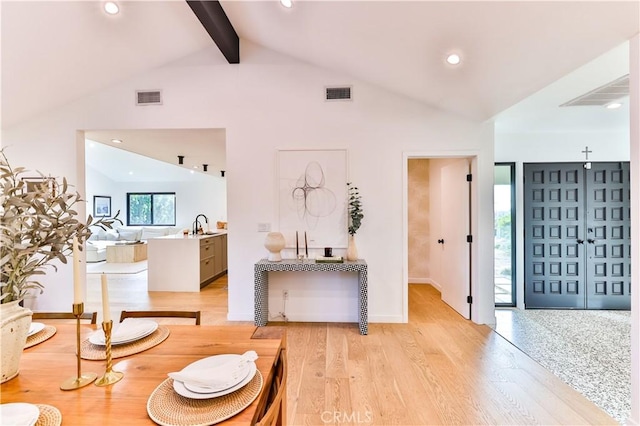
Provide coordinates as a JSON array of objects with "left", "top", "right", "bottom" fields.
[
  {"left": 32, "top": 311, "right": 98, "bottom": 324},
  {"left": 256, "top": 346, "right": 287, "bottom": 426},
  {"left": 119, "top": 310, "right": 201, "bottom": 325}
]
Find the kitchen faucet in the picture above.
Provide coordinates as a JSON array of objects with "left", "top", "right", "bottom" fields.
[{"left": 193, "top": 214, "right": 209, "bottom": 235}]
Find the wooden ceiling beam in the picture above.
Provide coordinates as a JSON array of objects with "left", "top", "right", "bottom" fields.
[{"left": 186, "top": 1, "right": 239, "bottom": 64}]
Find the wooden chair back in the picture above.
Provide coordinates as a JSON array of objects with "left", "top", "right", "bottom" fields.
[
  {"left": 119, "top": 310, "right": 201, "bottom": 325},
  {"left": 32, "top": 311, "right": 97, "bottom": 324},
  {"left": 256, "top": 346, "right": 287, "bottom": 426}
]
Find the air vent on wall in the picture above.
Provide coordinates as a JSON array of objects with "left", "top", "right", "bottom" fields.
[
  {"left": 325, "top": 86, "right": 352, "bottom": 101},
  {"left": 560, "top": 75, "right": 629, "bottom": 107},
  {"left": 136, "top": 90, "right": 163, "bottom": 106}
]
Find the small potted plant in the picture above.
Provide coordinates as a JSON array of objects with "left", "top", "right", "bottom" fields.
[
  {"left": 0, "top": 149, "right": 118, "bottom": 382},
  {"left": 346, "top": 182, "right": 363, "bottom": 261}
]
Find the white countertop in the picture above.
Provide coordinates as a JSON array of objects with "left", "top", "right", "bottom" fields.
[{"left": 157, "top": 230, "right": 227, "bottom": 240}]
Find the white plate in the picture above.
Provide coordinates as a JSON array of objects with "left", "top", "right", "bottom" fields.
[
  {"left": 0, "top": 402, "right": 40, "bottom": 426},
  {"left": 183, "top": 361, "right": 252, "bottom": 394},
  {"left": 172, "top": 354, "right": 257, "bottom": 399},
  {"left": 89, "top": 319, "right": 158, "bottom": 346},
  {"left": 27, "top": 322, "right": 45, "bottom": 337}
]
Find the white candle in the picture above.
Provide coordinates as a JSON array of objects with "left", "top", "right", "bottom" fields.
[
  {"left": 72, "top": 236, "right": 83, "bottom": 304},
  {"left": 101, "top": 274, "right": 111, "bottom": 323}
]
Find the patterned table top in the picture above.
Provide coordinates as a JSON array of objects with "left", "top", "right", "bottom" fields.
[{"left": 255, "top": 258, "right": 367, "bottom": 272}]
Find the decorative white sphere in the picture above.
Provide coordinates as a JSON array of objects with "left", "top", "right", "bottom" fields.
[{"left": 264, "top": 232, "right": 285, "bottom": 262}]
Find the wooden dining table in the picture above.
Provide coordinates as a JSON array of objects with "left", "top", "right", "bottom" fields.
[{"left": 1, "top": 323, "right": 284, "bottom": 425}]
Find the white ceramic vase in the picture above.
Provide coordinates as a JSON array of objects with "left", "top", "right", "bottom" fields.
[
  {"left": 0, "top": 300, "right": 32, "bottom": 383},
  {"left": 346, "top": 234, "right": 358, "bottom": 261},
  {"left": 264, "top": 232, "right": 286, "bottom": 262}
]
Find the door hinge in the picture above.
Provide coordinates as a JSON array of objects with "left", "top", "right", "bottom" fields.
[
  {"left": 466, "top": 235, "right": 473, "bottom": 243},
  {"left": 466, "top": 174, "right": 472, "bottom": 182},
  {"left": 467, "top": 295, "right": 473, "bottom": 304}
]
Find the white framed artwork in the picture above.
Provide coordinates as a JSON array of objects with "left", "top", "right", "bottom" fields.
[{"left": 278, "top": 149, "right": 348, "bottom": 250}]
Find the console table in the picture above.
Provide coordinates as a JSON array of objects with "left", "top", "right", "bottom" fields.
[{"left": 254, "top": 259, "right": 368, "bottom": 335}]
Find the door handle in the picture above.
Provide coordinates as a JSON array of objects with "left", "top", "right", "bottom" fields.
[
  {"left": 437, "top": 239, "right": 444, "bottom": 244},
  {"left": 587, "top": 238, "right": 596, "bottom": 244},
  {"left": 577, "top": 239, "right": 584, "bottom": 244}
]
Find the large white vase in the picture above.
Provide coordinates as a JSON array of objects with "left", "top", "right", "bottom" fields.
[
  {"left": 264, "top": 232, "right": 286, "bottom": 262},
  {"left": 0, "top": 300, "right": 32, "bottom": 383}
]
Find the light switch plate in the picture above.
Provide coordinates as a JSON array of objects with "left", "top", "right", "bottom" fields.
[{"left": 258, "top": 223, "right": 271, "bottom": 232}]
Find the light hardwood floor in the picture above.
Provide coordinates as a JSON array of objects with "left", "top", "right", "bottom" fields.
[{"left": 86, "top": 272, "right": 617, "bottom": 425}]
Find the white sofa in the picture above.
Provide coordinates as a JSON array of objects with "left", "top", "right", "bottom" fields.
[{"left": 86, "top": 226, "right": 179, "bottom": 262}]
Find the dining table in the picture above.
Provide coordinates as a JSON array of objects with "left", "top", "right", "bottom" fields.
[{"left": 1, "top": 323, "right": 285, "bottom": 425}]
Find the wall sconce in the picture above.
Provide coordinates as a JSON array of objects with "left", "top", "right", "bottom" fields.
[
  {"left": 203, "top": 164, "right": 208, "bottom": 172},
  {"left": 178, "top": 155, "right": 184, "bottom": 165}
]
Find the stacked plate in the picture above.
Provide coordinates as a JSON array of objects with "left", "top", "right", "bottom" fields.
[
  {"left": 170, "top": 354, "right": 258, "bottom": 399},
  {"left": 89, "top": 318, "right": 158, "bottom": 346},
  {"left": 0, "top": 403, "right": 40, "bottom": 426},
  {"left": 27, "top": 322, "right": 45, "bottom": 337}
]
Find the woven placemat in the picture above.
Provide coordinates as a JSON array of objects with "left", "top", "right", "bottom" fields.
[
  {"left": 35, "top": 404, "right": 62, "bottom": 426},
  {"left": 80, "top": 326, "right": 170, "bottom": 360},
  {"left": 147, "top": 371, "right": 263, "bottom": 426},
  {"left": 24, "top": 326, "right": 57, "bottom": 349}
]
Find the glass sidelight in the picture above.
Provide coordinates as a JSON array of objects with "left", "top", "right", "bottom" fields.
[{"left": 494, "top": 163, "right": 516, "bottom": 306}]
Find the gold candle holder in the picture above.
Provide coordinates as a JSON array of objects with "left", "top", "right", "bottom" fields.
[
  {"left": 61, "top": 303, "right": 98, "bottom": 390},
  {"left": 95, "top": 320, "right": 124, "bottom": 386}
]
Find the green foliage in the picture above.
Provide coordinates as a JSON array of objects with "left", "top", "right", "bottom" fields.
[
  {"left": 347, "top": 182, "right": 364, "bottom": 236},
  {"left": 0, "top": 149, "right": 120, "bottom": 303}
]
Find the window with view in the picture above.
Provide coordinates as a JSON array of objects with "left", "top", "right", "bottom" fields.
[{"left": 127, "top": 192, "right": 176, "bottom": 226}]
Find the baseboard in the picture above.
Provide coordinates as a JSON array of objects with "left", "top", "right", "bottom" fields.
[
  {"left": 408, "top": 278, "right": 429, "bottom": 284},
  {"left": 226, "top": 312, "right": 405, "bottom": 324},
  {"left": 369, "top": 314, "right": 403, "bottom": 323},
  {"left": 227, "top": 312, "right": 254, "bottom": 322},
  {"left": 428, "top": 279, "right": 442, "bottom": 292}
]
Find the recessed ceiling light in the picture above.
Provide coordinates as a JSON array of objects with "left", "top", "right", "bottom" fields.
[
  {"left": 280, "top": 0, "right": 293, "bottom": 8},
  {"left": 606, "top": 102, "right": 623, "bottom": 109},
  {"left": 104, "top": 2, "right": 119, "bottom": 15},
  {"left": 446, "top": 53, "right": 461, "bottom": 65},
  {"left": 128, "top": 171, "right": 134, "bottom": 175},
  {"left": 111, "top": 139, "right": 123, "bottom": 144}
]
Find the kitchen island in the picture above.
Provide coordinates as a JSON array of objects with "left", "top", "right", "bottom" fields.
[{"left": 147, "top": 232, "right": 227, "bottom": 292}]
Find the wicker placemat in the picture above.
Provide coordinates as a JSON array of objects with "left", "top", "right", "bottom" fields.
[
  {"left": 24, "top": 326, "right": 57, "bottom": 349},
  {"left": 80, "top": 326, "right": 170, "bottom": 360},
  {"left": 147, "top": 371, "right": 263, "bottom": 426},
  {"left": 35, "top": 404, "right": 62, "bottom": 426}
]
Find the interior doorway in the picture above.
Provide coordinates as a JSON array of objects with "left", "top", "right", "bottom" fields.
[{"left": 406, "top": 156, "right": 473, "bottom": 320}]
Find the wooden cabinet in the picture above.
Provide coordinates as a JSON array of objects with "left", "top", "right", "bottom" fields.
[
  {"left": 213, "top": 234, "right": 227, "bottom": 276},
  {"left": 199, "top": 234, "right": 227, "bottom": 287},
  {"left": 199, "top": 236, "right": 216, "bottom": 285}
]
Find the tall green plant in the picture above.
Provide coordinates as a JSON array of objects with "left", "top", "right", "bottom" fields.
[
  {"left": 0, "top": 149, "right": 119, "bottom": 303},
  {"left": 347, "top": 182, "right": 363, "bottom": 236}
]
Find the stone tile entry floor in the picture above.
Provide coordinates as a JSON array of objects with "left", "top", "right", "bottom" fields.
[{"left": 494, "top": 308, "right": 631, "bottom": 424}]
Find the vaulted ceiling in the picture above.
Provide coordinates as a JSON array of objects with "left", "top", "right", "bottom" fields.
[{"left": 2, "top": 1, "right": 638, "bottom": 174}]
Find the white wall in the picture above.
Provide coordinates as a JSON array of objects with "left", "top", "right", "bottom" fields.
[
  {"left": 628, "top": 33, "right": 639, "bottom": 426},
  {"left": 1, "top": 41, "right": 495, "bottom": 325},
  {"left": 86, "top": 166, "right": 226, "bottom": 231}
]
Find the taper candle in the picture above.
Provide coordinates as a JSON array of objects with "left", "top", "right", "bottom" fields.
[
  {"left": 304, "top": 232, "right": 308, "bottom": 257},
  {"left": 296, "top": 231, "right": 299, "bottom": 255},
  {"left": 101, "top": 274, "right": 111, "bottom": 323},
  {"left": 72, "top": 236, "right": 83, "bottom": 304}
]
